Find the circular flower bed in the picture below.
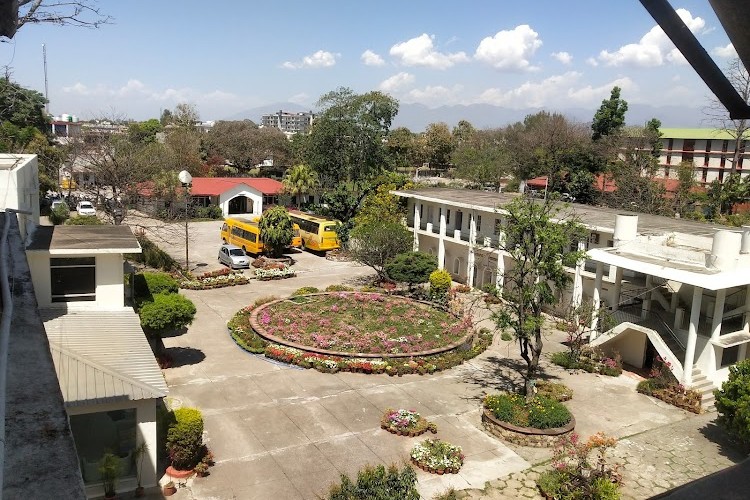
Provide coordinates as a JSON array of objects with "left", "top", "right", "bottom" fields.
[
  {"left": 410, "top": 439, "right": 464, "bottom": 474},
  {"left": 381, "top": 408, "right": 437, "bottom": 437},
  {"left": 482, "top": 393, "right": 575, "bottom": 447}
]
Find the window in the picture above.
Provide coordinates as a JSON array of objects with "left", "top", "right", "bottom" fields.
[
  {"left": 589, "top": 233, "right": 600, "bottom": 244},
  {"left": 494, "top": 218, "right": 501, "bottom": 235},
  {"left": 666, "top": 138, "right": 674, "bottom": 165},
  {"left": 453, "top": 257, "right": 462, "bottom": 274},
  {"left": 446, "top": 209, "right": 451, "bottom": 225},
  {"left": 50, "top": 257, "right": 95, "bottom": 302},
  {"left": 476, "top": 215, "right": 482, "bottom": 232},
  {"left": 682, "top": 139, "right": 695, "bottom": 163},
  {"left": 70, "top": 409, "right": 137, "bottom": 484}
]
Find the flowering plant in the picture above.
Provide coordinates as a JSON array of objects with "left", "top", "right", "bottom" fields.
[
  {"left": 381, "top": 408, "right": 437, "bottom": 436},
  {"left": 255, "top": 267, "right": 296, "bottom": 280},
  {"left": 181, "top": 270, "right": 250, "bottom": 289},
  {"left": 410, "top": 439, "right": 463, "bottom": 473}
]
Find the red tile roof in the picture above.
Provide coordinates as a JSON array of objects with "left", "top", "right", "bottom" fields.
[{"left": 190, "top": 177, "right": 283, "bottom": 196}]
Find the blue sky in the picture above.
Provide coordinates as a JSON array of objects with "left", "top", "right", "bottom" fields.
[{"left": 1, "top": 1, "right": 737, "bottom": 124}]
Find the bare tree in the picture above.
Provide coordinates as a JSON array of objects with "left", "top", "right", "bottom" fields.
[
  {"left": 2, "top": 0, "right": 112, "bottom": 39},
  {"left": 704, "top": 57, "right": 750, "bottom": 176}
]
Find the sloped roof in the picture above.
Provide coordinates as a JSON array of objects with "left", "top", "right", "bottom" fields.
[
  {"left": 191, "top": 177, "right": 283, "bottom": 196},
  {"left": 42, "top": 309, "right": 168, "bottom": 406}
]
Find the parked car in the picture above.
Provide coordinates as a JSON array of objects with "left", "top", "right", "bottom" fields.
[
  {"left": 218, "top": 244, "right": 250, "bottom": 269},
  {"left": 76, "top": 201, "right": 97, "bottom": 216},
  {"left": 50, "top": 199, "right": 68, "bottom": 211}
]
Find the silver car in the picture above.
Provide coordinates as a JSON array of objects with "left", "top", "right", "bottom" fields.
[{"left": 218, "top": 244, "right": 250, "bottom": 269}]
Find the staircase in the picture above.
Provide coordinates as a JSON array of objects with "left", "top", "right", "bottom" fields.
[{"left": 690, "top": 366, "right": 716, "bottom": 412}]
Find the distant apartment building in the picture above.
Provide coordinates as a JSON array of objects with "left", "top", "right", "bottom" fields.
[
  {"left": 260, "top": 110, "right": 315, "bottom": 136},
  {"left": 656, "top": 128, "right": 750, "bottom": 185}
]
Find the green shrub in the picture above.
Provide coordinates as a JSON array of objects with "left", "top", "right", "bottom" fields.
[
  {"left": 432, "top": 488, "right": 458, "bottom": 500},
  {"left": 166, "top": 407, "right": 204, "bottom": 470},
  {"left": 66, "top": 215, "right": 104, "bottom": 225},
  {"left": 500, "top": 331, "right": 513, "bottom": 342},
  {"left": 384, "top": 251, "right": 437, "bottom": 286},
  {"left": 195, "top": 205, "right": 223, "bottom": 219},
  {"left": 714, "top": 359, "right": 750, "bottom": 446},
  {"left": 139, "top": 293, "right": 196, "bottom": 334},
  {"left": 536, "top": 381, "right": 573, "bottom": 402},
  {"left": 429, "top": 269, "right": 451, "bottom": 299},
  {"left": 128, "top": 235, "right": 179, "bottom": 271},
  {"left": 484, "top": 393, "right": 572, "bottom": 429},
  {"left": 327, "top": 463, "right": 419, "bottom": 500},
  {"left": 49, "top": 202, "right": 70, "bottom": 225},
  {"left": 325, "top": 284, "right": 353, "bottom": 292},
  {"left": 134, "top": 272, "right": 179, "bottom": 302},
  {"left": 551, "top": 351, "right": 575, "bottom": 368},
  {"left": 291, "top": 286, "right": 319, "bottom": 296}
]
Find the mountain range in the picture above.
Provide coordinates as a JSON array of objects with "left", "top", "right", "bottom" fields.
[{"left": 226, "top": 101, "right": 710, "bottom": 132}]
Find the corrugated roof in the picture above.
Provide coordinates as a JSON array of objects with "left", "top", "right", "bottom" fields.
[
  {"left": 42, "top": 309, "right": 168, "bottom": 406},
  {"left": 191, "top": 177, "right": 283, "bottom": 196}
]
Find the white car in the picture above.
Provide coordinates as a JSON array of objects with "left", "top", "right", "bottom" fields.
[
  {"left": 218, "top": 244, "right": 250, "bottom": 269},
  {"left": 76, "top": 201, "right": 97, "bottom": 216}
]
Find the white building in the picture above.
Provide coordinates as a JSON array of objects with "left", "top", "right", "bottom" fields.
[
  {"left": 0, "top": 153, "right": 39, "bottom": 240},
  {"left": 393, "top": 188, "right": 750, "bottom": 408},
  {"left": 260, "top": 110, "right": 315, "bottom": 136}
]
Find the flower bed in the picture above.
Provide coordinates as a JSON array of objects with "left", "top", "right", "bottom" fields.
[
  {"left": 180, "top": 269, "right": 250, "bottom": 289},
  {"left": 636, "top": 357, "right": 701, "bottom": 413},
  {"left": 381, "top": 408, "right": 437, "bottom": 437},
  {"left": 410, "top": 439, "right": 464, "bottom": 474},
  {"left": 254, "top": 267, "right": 296, "bottom": 281},
  {"left": 550, "top": 347, "right": 623, "bottom": 377},
  {"left": 482, "top": 393, "right": 575, "bottom": 447}
]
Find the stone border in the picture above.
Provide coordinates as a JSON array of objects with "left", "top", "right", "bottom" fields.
[
  {"left": 249, "top": 292, "right": 474, "bottom": 359},
  {"left": 481, "top": 408, "right": 575, "bottom": 448}
]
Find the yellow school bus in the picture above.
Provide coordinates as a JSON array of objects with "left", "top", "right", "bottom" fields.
[
  {"left": 288, "top": 210, "right": 340, "bottom": 252},
  {"left": 221, "top": 217, "right": 302, "bottom": 254}
]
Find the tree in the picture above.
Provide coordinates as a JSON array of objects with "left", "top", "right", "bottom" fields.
[
  {"left": 282, "top": 164, "right": 319, "bottom": 206},
  {"left": 3, "top": 0, "right": 111, "bottom": 39},
  {"left": 171, "top": 103, "right": 200, "bottom": 128},
  {"left": 353, "top": 172, "right": 412, "bottom": 227},
  {"left": 674, "top": 161, "right": 697, "bottom": 216},
  {"left": 306, "top": 87, "right": 399, "bottom": 187},
  {"left": 348, "top": 221, "right": 412, "bottom": 280},
  {"left": 704, "top": 57, "right": 750, "bottom": 176},
  {"left": 493, "top": 196, "right": 587, "bottom": 397},
  {"left": 420, "top": 122, "right": 454, "bottom": 168},
  {"left": 385, "top": 126, "right": 418, "bottom": 171},
  {"left": 258, "top": 206, "right": 294, "bottom": 257},
  {"left": 203, "top": 120, "right": 290, "bottom": 170},
  {"left": 384, "top": 252, "right": 437, "bottom": 289},
  {"left": 160, "top": 109, "right": 173, "bottom": 126},
  {"left": 0, "top": 77, "right": 48, "bottom": 132},
  {"left": 452, "top": 128, "right": 508, "bottom": 188},
  {"left": 591, "top": 86, "right": 628, "bottom": 141},
  {"left": 714, "top": 359, "right": 750, "bottom": 447},
  {"left": 128, "top": 118, "right": 163, "bottom": 144},
  {"left": 452, "top": 120, "right": 476, "bottom": 148}
]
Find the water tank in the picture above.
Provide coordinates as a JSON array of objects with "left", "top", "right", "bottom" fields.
[
  {"left": 61, "top": 113, "right": 70, "bottom": 122},
  {"left": 708, "top": 230, "right": 741, "bottom": 270},
  {"left": 71, "top": 115, "right": 78, "bottom": 122},
  {"left": 613, "top": 214, "right": 638, "bottom": 247}
]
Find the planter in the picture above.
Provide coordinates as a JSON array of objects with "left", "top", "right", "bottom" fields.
[
  {"left": 134, "top": 486, "right": 145, "bottom": 498},
  {"left": 482, "top": 408, "right": 575, "bottom": 447},
  {"left": 163, "top": 483, "right": 177, "bottom": 496},
  {"left": 166, "top": 465, "right": 195, "bottom": 479}
]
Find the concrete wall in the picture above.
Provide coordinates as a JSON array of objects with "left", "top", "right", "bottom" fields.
[
  {"left": 604, "top": 329, "right": 647, "bottom": 368},
  {"left": 67, "top": 398, "right": 159, "bottom": 498},
  {"left": 0, "top": 154, "right": 40, "bottom": 239}
]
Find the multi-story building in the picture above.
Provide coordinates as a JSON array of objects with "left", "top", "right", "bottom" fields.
[
  {"left": 655, "top": 128, "right": 750, "bottom": 185},
  {"left": 260, "top": 110, "right": 315, "bottom": 136},
  {"left": 393, "top": 187, "right": 750, "bottom": 408}
]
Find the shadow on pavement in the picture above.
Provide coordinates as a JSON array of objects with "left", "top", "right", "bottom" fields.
[{"left": 165, "top": 346, "right": 206, "bottom": 368}]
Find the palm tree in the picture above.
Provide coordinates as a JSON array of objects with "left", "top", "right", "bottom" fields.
[{"left": 282, "top": 164, "right": 320, "bottom": 206}]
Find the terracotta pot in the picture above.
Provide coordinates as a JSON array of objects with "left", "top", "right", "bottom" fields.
[
  {"left": 134, "top": 486, "right": 145, "bottom": 498},
  {"left": 163, "top": 483, "right": 177, "bottom": 496}
]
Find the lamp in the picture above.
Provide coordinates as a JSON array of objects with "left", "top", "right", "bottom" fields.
[{"left": 178, "top": 170, "right": 192, "bottom": 271}]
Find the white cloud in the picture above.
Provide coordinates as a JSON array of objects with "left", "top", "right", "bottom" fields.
[
  {"left": 551, "top": 51, "right": 572, "bottom": 65},
  {"left": 288, "top": 93, "right": 309, "bottom": 105},
  {"left": 405, "top": 85, "right": 464, "bottom": 107},
  {"left": 63, "top": 82, "right": 92, "bottom": 95},
  {"left": 378, "top": 72, "right": 415, "bottom": 92},
  {"left": 566, "top": 77, "right": 636, "bottom": 104},
  {"left": 586, "top": 57, "right": 599, "bottom": 67},
  {"left": 713, "top": 43, "right": 737, "bottom": 58},
  {"left": 361, "top": 49, "right": 385, "bottom": 66},
  {"left": 597, "top": 8, "right": 705, "bottom": 67},
  {"left": 390, "top": 34, "right": 469, "bottom": 69},
  {"left": 478, "top": 72, "right": 581, "bottom": 108},
  {"left": 474, "top": 25, "right": 542, "bottom": 71},
  {"left": 282, "top": 50, "right": 339, "bottom": 69}
]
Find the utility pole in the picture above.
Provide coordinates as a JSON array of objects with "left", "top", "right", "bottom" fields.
[{"left": 42, "top": 44, "right": 49, "bottom": 114}]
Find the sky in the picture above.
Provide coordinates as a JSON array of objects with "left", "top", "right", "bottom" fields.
[{"left": 0, "top": 1, "right": 738, "bottom": 124}]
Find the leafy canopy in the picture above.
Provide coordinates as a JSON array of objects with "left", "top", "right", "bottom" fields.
[
  {"left": 384, "top": 251, "right": 437, "bottom": 286},
  {"left": 348, "top": 221, "right": 412, "bottom": 279},
  {"left": 258, "top": 206, "right": 294, "bottom": 257},
  {"left": 591, "top": 86, "right": 628, "bottom": 141}
]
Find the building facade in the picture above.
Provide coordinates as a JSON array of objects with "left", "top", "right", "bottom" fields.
[{"left": 260, "top": 110, "right": 315, "bottom": 135}]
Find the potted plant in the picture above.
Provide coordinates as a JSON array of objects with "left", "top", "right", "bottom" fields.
[
  {"left": 133, "top": 441, "right": 148, "bottom": 497},
  {"left": 97, "top": 452, "right": 121, "bottom": 500},
  {"left": 163, "top": 480, "right": 177, "bottom": 496}
]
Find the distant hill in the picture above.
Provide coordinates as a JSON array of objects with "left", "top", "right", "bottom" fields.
[{"left": 223, "top": 101, "right": 707, "bottom": 132}]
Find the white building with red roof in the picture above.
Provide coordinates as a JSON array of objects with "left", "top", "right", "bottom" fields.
[{"left": 185, "top": 177, "right": 284, "bottom": 217}]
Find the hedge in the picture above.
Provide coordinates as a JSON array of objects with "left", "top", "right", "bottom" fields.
[
  {"left": 166, "top": 407, "right": 204, "bottom": 470},
  {"left": 139, "top": 293, "right": 196, "bottom": 334}
]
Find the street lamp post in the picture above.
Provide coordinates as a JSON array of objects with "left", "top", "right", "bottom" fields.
[{"left": 178, "top": 170, "right": 193, "bottom": 272}]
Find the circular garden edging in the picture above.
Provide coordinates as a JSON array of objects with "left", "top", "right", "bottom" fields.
[
  {"left": 481, "top": 408, "right": 576, "bottom": 447},
  {"left": 248, "top": 292, "right": 475, "bottom": 359}
]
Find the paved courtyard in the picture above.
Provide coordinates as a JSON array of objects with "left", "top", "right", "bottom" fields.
[{"left": 143, "top": 220, "right": 746, "bottom": 499}]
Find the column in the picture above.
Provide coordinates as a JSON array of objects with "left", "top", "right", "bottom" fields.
[
  {"left": 590, "top": 262, "right": 604, "bottom": 334},
  {"left": 642, "top": 275, "right": 653, "bottom": 320},
  {"left": 683, "top": 286, "right": 703, "bottom": 386},
  {"left": 571, "top": 240, "right": 586, "bottom": 308},
  {"left": 412, "top": 203, "right": 420, "bottom": 252},
  {"left": 437, "top": 207, "right": 446, "bottom": 270},
  {"left": 670, "top": 288, "right": 680, "bottom": 313},
  {"left": 495, "top": 231, "right": 505, "bottom": 293},
  {"left": 611, "top": 267, "right": 623, "bottom": 312},
  {"left": 711, "top": 289, "right": 726, "bottom": 341},
  {"left": 744, "top": 284, "right": 750, "bottom": 333},
  {"left": 467, "top": 214, "right": 476, "bottom": 287}
]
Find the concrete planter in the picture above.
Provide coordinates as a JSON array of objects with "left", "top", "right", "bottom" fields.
[{"left": 481, "top": 408, "right": 575, "bottom": 448}]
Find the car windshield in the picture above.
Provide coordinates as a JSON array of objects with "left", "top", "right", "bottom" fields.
[
  {"left": 229, "top": 249, "right": 245, "bottom": 256},
  {"left": 80, "top": 202, "right": 93, "bottom": 208}
]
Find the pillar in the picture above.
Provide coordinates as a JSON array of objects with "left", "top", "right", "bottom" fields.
[
  {"left": 467, "top": 214, "right": 476, "bottom": 287},
  {"left": 495, "top": 231, "right": 505, "bottom": 293},
  {"left": 611, "top": 267, "right": 623, "bottom": 312},
  {"left": 412, "top": 203, "right": 420, "bottom": 252},
  {"left": 437, "top": 207, "right": 446, "bottom": 270},
  {"left": 744, "top": 284, "right": 750, "bottom": 333},
  {"left": 642, "top": 274, "right": 653, "bottom": 320},
  {"left": 590, "top": 262, "right": 604, "bottom": 334},
  {"left": 571, "top": 240, "right": 585, "bottom": 309},
  {"left": 711, "top": 289, "right": 727, "bottom": 341},
  {"left": 683, "top": 286, "right": 703, "bottom": 386},
  {"left": 670, "top": 287, "right": 680, "bottom": 313}
]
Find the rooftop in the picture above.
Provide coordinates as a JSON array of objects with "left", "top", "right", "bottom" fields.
[
  {"left": 658, "top": 128, "right": 750, "bottom": 140},
  {"left": 0, "top": 153, "right": 35, "bottom": 171},
  {"left": 191, "top": 177, "right": 283, "bottom": 196},
  {"left": 27, "top": 225, "right": 142, "bottom": 254}
]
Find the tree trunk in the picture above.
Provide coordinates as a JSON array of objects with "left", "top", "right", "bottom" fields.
[{"left": 524, "top": 328, "right": 543, "bottom": 400}]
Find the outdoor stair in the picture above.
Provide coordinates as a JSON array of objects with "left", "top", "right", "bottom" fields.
[{"left": 690, "top": 366, "right": 716, "bottom": 412}]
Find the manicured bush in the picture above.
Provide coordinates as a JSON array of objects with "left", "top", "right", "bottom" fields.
[
  {"left": 429, "top": 269, "right": 451, "bottom": 299},
  {"left": 484, "top": 393, "right": 572, "bottom": 429},
  {"left": 384, "top": 251, "right": 437, "bottom": 287},
  {"left": 139, "top": 293, "right": 196, "bottom": 334},
  {"left": 291, "top": 286, "right": 319, "bottom": 296},
  {"left": 134, "top": 272, "right": 179, "bottom": 301},
  {"left": 195, "top": 205, "right": 223, "bottom": 219},
  {"left": 49, "top": 202, "right": 70, "bottom": 225},
  {"left": 325, "top": 284, "right": 353, "bottom": 292},
  {"left": 714, "top": 359, "right": 750, "bottom": 446},
  {"left": 536, "top": 380, "right": 573, "bottom": 402},
  {"left": 128, "top": 234, "right": 179, "bottom": 271},
  {"left": 166, "top": 407, "right": 204, "bottom": 470},
  {"left": 327, "top": 463, "right": 419, "bottom": 500}
]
